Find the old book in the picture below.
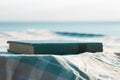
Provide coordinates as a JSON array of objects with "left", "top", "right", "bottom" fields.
[{"left": 7, "top": 40, "right": 103, "bottom": 55}]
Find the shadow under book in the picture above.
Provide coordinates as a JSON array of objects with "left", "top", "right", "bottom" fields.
[{"left": 7, "top": 40, "right": 103, "bottom": 55}]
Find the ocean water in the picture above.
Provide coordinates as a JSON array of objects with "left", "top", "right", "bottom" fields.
[{"left": 0, "top": 22, "right": 120, "bottom": 36}]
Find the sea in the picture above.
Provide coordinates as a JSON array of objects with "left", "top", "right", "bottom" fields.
[{"left": 0, "top": 22, "right": 120, "bottom": 36}]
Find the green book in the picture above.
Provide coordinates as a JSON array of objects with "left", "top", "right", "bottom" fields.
[{"left": 7, "top": 40, "right": 103, "bottom": 55}]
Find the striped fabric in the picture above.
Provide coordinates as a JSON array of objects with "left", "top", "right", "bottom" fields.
[{"left": 0, "top": 55, "right": 90, "bottom": 80}]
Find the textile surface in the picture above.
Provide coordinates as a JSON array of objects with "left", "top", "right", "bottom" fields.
[{"left": 0, "top": 55, "right": 90, "bottom": 80}]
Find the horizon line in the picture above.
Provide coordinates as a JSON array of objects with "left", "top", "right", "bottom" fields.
[{"left": 0, "top": 21, "right": 120, "bottom": 23}]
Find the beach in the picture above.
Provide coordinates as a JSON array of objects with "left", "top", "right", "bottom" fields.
[
  {"left": 0, "top": 29, "right": 120, "bottom": 79},
  {"left": 1, "top": 0, "right": 120, "bottom": 79}
]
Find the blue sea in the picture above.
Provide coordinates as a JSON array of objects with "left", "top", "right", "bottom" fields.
[{"left": 0, "top": 22, "right": 120, "bottom": 36}]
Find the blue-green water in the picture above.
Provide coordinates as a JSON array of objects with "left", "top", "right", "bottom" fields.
[{"left": 0, "top": 22, "right": 120, "bottom": 36}]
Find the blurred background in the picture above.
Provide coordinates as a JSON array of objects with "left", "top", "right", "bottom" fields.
[{"left": 0, "top": 0, "right": 120, "bottom": 36}]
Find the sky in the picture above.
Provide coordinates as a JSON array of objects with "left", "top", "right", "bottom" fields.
[{"left": 0, "top": 0, "right": 120, "bottom": 22}]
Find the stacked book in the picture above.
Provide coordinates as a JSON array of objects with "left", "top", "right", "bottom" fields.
[{"left": 7, "top": 40, "right": 103, "bottom": 55}]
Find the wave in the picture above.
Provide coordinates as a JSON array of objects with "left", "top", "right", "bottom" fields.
[{"left": 55, "top": 31, "right": 105, "bottom": 38}]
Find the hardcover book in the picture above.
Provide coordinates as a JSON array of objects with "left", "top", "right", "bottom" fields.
[{"left": 7, "top": 40, "right": 103, "bottom": 55}]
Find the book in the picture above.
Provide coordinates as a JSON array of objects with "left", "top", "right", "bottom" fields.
[{"left": 7, "top": 40, "right": 103, "bottom": 55}]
